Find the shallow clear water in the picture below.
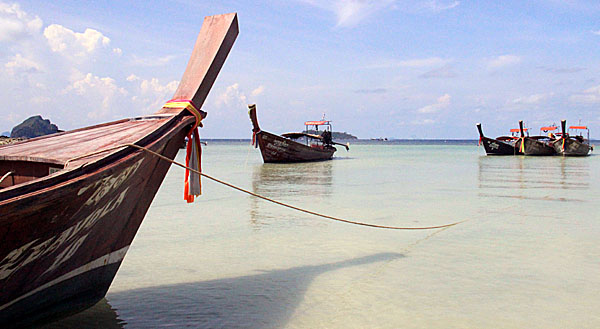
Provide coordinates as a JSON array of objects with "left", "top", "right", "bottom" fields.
[{"left": 46, "top": 141, "right": 600, "bottom": 328}]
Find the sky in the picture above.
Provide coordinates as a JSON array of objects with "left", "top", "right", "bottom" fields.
[{"left": 1, "top": 0, "right": 599, "bottom": 139}]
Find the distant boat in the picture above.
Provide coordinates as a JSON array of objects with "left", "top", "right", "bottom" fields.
[
  {"left": 518, "top": 120, "right": 556, "bottom": 156},
  {"left": 248, "top": 104, "right": 349, "bottom": 163},
  {"left": 476, "top": 123, "right": 523, "bottom": 155},
  {"left": 551, "top": 120, "right": 592, "bottom": 156},
  {"left": 0, "top": 13, "right": 238, "bottom": 327}
]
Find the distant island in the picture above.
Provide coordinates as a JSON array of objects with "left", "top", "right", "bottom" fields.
[
  {"left": 11, "top": 115, "right": 60, "bottom": 138},
  {"left": 305, "top": 130, "right": 357, "bottom": 140},
  {"left": 0, "top": 115, "right": 61, "bottom": 145}
]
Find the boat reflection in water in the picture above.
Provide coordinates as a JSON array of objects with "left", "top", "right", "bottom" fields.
[
  {"left": 477, "top": 155, "right": 590, "bottom": 202},
  {"left": 249, "top": 161, "right": 333, "bottom": 228},
  {"left": 38, "top": 298, "right": 124, "bottom": 329}
]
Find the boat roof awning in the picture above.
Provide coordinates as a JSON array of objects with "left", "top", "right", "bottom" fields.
[
  {"left": 569, "top": 126, "right": 588, "bottom": 130},
  {"left": 510, "top": 128, "right": 528, "bottom": 132},
  {"left": 304, "top": 120, "right": 330, "bottom": 126},
  {"left": 282, "top": 132, "right": 323, "bottom": 140},
  {"left": 540, "top": 126, "right": 557, "bottom": 131}
]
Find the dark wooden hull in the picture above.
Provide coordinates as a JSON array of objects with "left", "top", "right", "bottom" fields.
[
  {"left": 481, "top": 136, "right": 520, "bottom": 155},
  {"left": 552, "top": 138, "right": 591, "bottom": 156},
  {"left": 0, "top": 114, "right": 192, "bottom": 328},
  {"left": 0, "top": 12, "right": 239, "bottom": 327},
  {"left": 256, "top": 131, "right": 336, "bottom": 163},
  {"left": 523, "top": 138, "right": 555, "bottom": 156}
]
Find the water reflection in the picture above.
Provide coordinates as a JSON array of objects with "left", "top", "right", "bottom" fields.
[
  {"left": 104, "top": 253, "right": 402, "bottom": 328},
  {"left": 39, "top": 298, "right": 125, "bottom": 329},
  {"left": 252, "top": 162, "right": 333, "bottom": 196},
  {"left": 477, "top": 155, "right": 590, "bottom": 202},
  {"left": 249, "top": 162, "right": 334, "bottom": 227}
]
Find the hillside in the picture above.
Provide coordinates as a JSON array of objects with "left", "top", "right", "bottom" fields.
[{"left": 10, "top": 115, "right": 60, "bottom": 138}]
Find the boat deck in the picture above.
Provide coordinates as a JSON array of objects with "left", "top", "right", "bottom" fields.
[{"left": 0, "top": 115, "right": 173, "bottom": 167}]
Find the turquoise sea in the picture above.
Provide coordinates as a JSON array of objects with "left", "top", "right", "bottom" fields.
[{"left": 45, "top": 140, "right": 599, "bottom": 328}]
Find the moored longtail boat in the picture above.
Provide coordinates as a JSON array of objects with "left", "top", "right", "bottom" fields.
[
  {"left": 518, "top": 120, "right": 556, "bottom": 156},
  {"left": 248, "top": 104, "right": 348, "bottom": 163},
  {"left": 0, "top": 13, "right": 238, "bottom": 327},
  {"left": 551, "top": 120, "right": 592, "bottom": 156},
  {"left": 476, "top": 123, "right": 522, "bottom": 155}
]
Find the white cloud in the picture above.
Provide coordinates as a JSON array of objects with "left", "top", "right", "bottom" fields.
[
  {"left": 0, "top": 2, "right": 182, "bottom": 132},
  {"left": 5, "top": 53, "right": 41, "bottom": 74},
  {"left": 367, "top": 57, "right": 451, "bottom": 69},
  {"left": 424, "top": 1, "right": 460, "bottom": 12},
  {"left": 487, "top": 54, "right": 521, "bottom": 69},
  {"left": 216, "top": 83, "right": 247, "bottom": 107},
  {"left": 44, "top": 24, "right": 110, "bottom": 56},
  {"left": 511, "top": 93, "right": 553, "bottom": 105},
  {"left": 411, "top": 118, "right": 435, "bottom": 125},
  {"left": 131, "top": 54, "right": 177, "bottom": 67},
  {"left": 417, "top": 93, "right": 451, "bottom": 113},
  {"left": 591, "top": 30, "right": 600, "bottom": 35},
  {"left": 570, "top": 85, "right": 600, "bottom": 104},
  {"left": 127, "top": 76, "right": 178, "bottom": 114},
  {"left": 0, "top": 2, "right": 42, "bottom": 42},
  {"left": 251, "top": 85, "right": 265, "bottom": 96},
  {"left": 126, "top": 74, "right": 139, "bottom": 82},
  {"left": 420, "top": 64, "right": 457, "bottom": 78},
  {"left": 139, "top": 78, "right": 178, "bottom": 95},
  {"left": 63, "top": 73, "right": 127, "bottom": 120},
  {"left": 301, "top": 0, "right": 395, "bottom": 28}
]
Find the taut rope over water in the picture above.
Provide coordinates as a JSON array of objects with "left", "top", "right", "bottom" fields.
[{"left": 66, "top": 143, "right": 466, "bottom": 230}]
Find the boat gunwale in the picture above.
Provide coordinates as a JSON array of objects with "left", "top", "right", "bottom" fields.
[{"left": 0, "top": 114, "right": 194, "bottom": 204}]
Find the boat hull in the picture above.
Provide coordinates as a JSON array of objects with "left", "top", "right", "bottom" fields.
[
  {"left": 522, "top": 138, "right": 555, "bottom": 156},
  {"left": 552, "top": 138, "right": 591, "bottom": 156},
  {"left": 256, "top": 131, "right": 336, "bottom": 163},
  {"left": 481, "top": 136, "right": 520, "bottom": 155},
  {"left": 0, "top": 115, "right": 191, "bottom": 328}
]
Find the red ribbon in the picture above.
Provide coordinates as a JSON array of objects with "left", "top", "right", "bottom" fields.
[{"left": 163, "top": 99, "right": 203, "bottom": 203}]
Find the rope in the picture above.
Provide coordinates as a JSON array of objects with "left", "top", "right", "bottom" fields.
[{"left": 65, "top": 143, "right": 466, "bottom": 230}]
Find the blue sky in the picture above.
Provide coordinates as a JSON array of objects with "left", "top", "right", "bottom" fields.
[{"left": 1, "top": 0, "right": 599, "bottom": 139}]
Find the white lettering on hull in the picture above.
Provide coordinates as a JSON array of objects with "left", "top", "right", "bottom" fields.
[
  {"left": 0, "top": 246, "right": 130, "bottom": 312},
  {"left": 0, "top": 158, "right": 143, "bottom": 281}
]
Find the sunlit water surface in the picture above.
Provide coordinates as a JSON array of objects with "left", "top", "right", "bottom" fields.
[{"left": 45, "top": 141, "right": 599, "bottom": 328}]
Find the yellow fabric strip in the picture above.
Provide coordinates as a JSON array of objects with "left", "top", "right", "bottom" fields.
[{"left": 163, "top": 100, "right": 203, "bottom": 128}]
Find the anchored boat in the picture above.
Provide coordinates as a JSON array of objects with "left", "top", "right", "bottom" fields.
[
  {"left": 518, "top": 120, "right": 556, "bottom": 156},
  {"left": 551, "top": 120, "right": 592, "bottom": 156},
  {"left": 248, "top": 104, "right": 349, "bottom": 163},
  {"left": 476, "top": 123, "right": 524, "bottom": 155},
  {"left": 0, "top": 13, "right": 238, "bottom": 327}
]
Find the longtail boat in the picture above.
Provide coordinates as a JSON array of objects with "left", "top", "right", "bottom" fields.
[
  {"left": 551, "top": 120, "right": 592, "bottom": 156},
  {"left": 518, "top": 120, "right": 556, "bottom": 156},
  {"left": 476, "top": 123, "right": 523, "bottom": 155},
  {"left": 248, "top": 104, "right": 349, "bottom": 163},
  {"left": 0, "top": 13, "right": 238, "bottom": 327}
]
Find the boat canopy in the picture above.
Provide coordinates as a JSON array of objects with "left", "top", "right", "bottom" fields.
[
  {"left": 305, "top": 120, "right": 329, "bottom": 126},
  {"left": 282, "top": 132, "right": 323, "bottom": 140},
  {"left": 569, "top": 126, "right": 588, "bottom": 130},
  {"left": 540, "top": 126, "right": 557, "bottom": 131},
  {"left": 510, "top": 128, "right": 528, "bottom": 132}
]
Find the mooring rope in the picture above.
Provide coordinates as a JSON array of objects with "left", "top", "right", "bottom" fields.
[{"left": 66, "top": 143, "right": 466, "bottom": 230}]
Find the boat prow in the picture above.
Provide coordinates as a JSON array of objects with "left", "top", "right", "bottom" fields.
[
  {"left": 476, "top": 123, "right": 521, "bottom": 155},
  {"left": 0, "top": 13, "right": 238, "bottom": 327},
  {"left": 518, "top": 120, "right": 555, "bottom": 156},
  {"left": 551, "top": 120, "right": 592, "bottom": 156}
]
